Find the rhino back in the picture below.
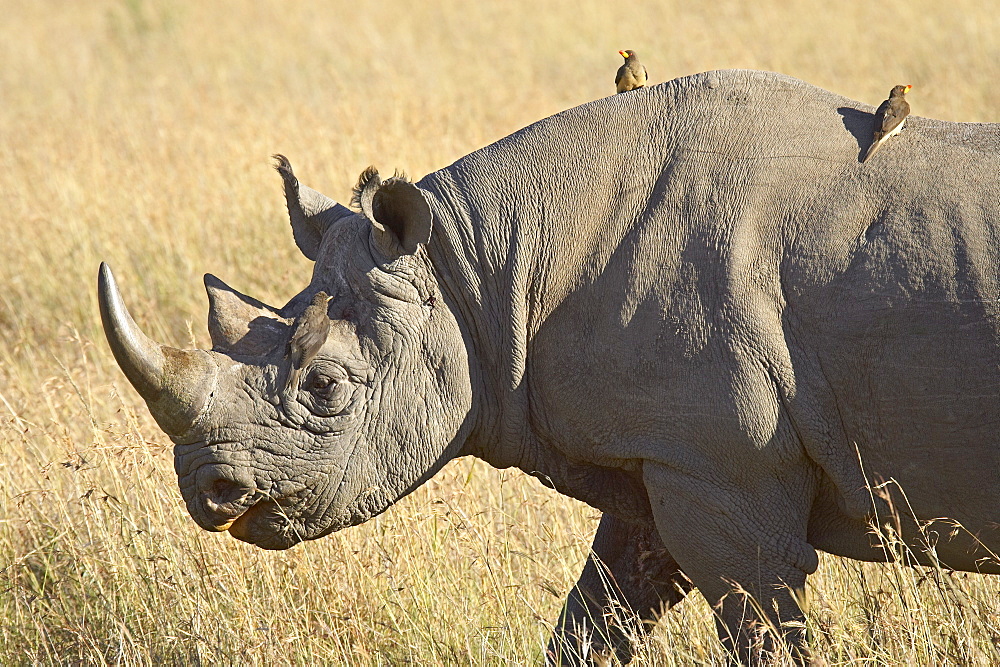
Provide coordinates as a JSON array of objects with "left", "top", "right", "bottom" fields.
[{"left": 419, "top": 70, "right": 1000, "bottom": 532}]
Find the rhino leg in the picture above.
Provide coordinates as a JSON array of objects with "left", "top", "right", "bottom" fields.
[
  {"left": 642, "top": 460, "right": 818, "bottom": 666},
  {"left": 546, "top": 512, "right": 692, "bottom": 666}
]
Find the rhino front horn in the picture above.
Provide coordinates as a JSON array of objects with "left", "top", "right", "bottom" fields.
[{"left": 98, "top": 262, "right": 216, "bottom": 436}]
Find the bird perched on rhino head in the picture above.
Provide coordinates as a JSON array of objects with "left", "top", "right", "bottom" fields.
[
  {"left": 615, "top": 49, "right": 648, "bottom": 93},
  {"left": 863, "top": 84, "right": 912, "bottom": 163},
  {"left": 284, "top": 291, "right": 333, "bottom": 392}
]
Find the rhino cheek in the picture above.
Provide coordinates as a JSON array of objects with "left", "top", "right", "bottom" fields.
[{"left": 259, "top": 433, "right": 401, "bottom": 542}]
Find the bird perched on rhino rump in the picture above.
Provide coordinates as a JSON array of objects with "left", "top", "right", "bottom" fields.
[
  {"left": 615, "top": 49, "right": 647, "bottom": 93},
  {"left": 863, "top": 84, "right": 912, "bottom": 163},
  {"left": 284, "top": 291, "right": 333, "bottom": 392}
]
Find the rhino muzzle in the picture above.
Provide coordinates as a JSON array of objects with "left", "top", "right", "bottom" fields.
[
  {"left": 98, "top": 263, "right": 217, "bottom": 436},
  {"left": 181, "top": 460, "right": 255, "bottom": 530}
]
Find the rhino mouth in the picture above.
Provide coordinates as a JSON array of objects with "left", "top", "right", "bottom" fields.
[
  {"left": 225, "top": 497, "right": 304, "bottom": 549},
  {"left": 202, "top": 486, "right": 256, "bottom": 531}
]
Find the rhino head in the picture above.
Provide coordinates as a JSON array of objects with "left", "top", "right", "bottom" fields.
[{"left": 99, "top": 157, "right": 475, "bottom": 549}]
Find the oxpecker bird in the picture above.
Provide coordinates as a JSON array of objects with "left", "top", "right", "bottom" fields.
[
  {"left": 284, "top": 291, "right": 333, "bottom": 392},
  {"left": 615, "top": 50, "right": 647, "bottom": 93},
  {"left": 863, "top": 84, "right": 912, "bottom": 163}
]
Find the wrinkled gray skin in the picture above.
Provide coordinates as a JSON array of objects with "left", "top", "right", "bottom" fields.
[{"left": 100, "top": 70, "right": 1000, "bottom": 665}]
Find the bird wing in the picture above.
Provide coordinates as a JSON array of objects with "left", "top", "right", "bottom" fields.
[
  {"left": 283, "top": 365, "right": 302, "bottom": 393},
  {"left": 615, "top": 64, "right": 626, "bottom": 85},
  {"left": 642, "top": 65, "right": 648, "bottom": 81},
  {"left": 879, "top": 100, "right": 909, "bottom": 136},
  {"left": 871, "top": 99, "right": 892, "bottom": 140},
  {"left": 291, "top": 325, "right": 328, "bottom": 367}
]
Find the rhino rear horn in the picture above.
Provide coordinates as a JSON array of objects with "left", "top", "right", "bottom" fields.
[
  {"left": 98, "top": 263, "right": 216, "bottom": 436},
  {"left": 273, "top": 154, "right": 354, "bottom": 260},
  {"left": 205, "top": 273, "right": 290, "bottom": 355}
]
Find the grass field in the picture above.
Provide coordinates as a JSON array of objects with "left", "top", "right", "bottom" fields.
[{"left": 2, "top": 0, "right": 1000, "bottom": 664}]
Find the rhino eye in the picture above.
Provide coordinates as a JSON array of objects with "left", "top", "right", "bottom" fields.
[
  {"left": 305, "top": 371, "right": 351, "bottom": 415},
  {"left": 309, "top": 374, "right": 336, "bottom": 397}
]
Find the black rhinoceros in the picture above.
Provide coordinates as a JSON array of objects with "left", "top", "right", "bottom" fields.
[{"left": 99, "top": 70, "right": 1000, "bottom": 664}]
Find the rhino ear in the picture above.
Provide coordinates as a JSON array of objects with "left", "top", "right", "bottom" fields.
[
  {"left": 358, "top": 170, "right": 433, "bottom": 259},
  {"left": 205, "top": 274, "right": 290, "bottom": 355},
  {"left": 273, "top": 154, "right": 353, "bottom": 261}
]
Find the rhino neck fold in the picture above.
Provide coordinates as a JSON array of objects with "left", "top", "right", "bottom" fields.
[
  {"left": 420, "top": 174, "right": 540, "bottom": 473},
  {"left": 420, "top": 186, "right": 653, "bottom": 521},
  {"left": 417, "top": 89, "right": 683, "bottom": 476}
]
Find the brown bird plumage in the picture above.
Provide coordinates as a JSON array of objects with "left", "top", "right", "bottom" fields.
[
  {"left": 615, "top": 49, "right": 647, "bottom": 93},
  {"left": 862, "top": 84, "right": 912, "bottom": 163},
  {"left": 284, "top": 291, "right": 333, "bottom": 392}
]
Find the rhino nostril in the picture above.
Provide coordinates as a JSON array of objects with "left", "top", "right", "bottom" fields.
[{"left": 204, "top": 477, "right": 253, "bottom": 512}]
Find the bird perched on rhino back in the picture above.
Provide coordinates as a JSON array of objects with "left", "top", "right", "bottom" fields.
[
  {"left": 615, "top": 49, "right": 647, "bottom": 93},
  {"left": 284, "top": 291, "right": 333, "bottom": 392},
  {"left": 863, "top": 84, "right": 912, "bottom": 163}
]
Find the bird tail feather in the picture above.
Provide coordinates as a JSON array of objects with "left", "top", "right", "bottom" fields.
[
  {"left": 862, "top": 137, "right": 883, "bottom": 163},
  {"left": 283, "top": 366, "right": 301, "bottom": 394}
]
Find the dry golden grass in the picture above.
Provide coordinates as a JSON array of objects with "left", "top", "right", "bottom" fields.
[{"left": 2, "top": 0, "right": 1000, "bottom": 664}]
